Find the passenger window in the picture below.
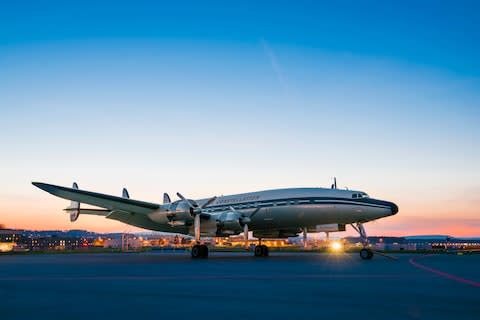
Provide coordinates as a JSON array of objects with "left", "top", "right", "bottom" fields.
[{"left": 352, "top": 194, "right": 357, "bottom": 198}]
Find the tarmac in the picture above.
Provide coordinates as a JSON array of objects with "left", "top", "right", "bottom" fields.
[{"left": 1, "top": 251, "right": 479, "bottom": 319}]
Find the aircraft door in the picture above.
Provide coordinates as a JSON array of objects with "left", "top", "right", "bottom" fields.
[{"left": 263, "top": 208, "right": 274, "bottom": 227}]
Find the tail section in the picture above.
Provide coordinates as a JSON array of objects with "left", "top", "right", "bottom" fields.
[
  {"left": 122, "top": 188, "right": 130, "bottom": 199},
  {"left": 65, "top": 182, "right": 80, "bottom": 222}
]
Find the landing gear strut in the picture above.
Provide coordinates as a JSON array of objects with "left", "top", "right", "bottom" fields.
[
  {"left": 190, "top": 212, "right": 209, "bottom": 258},
  {"left": 254, "top": 244, "right": 269, "bottom": 257},
  {"left": 351, "top": 222, "right": 373, "bottom": 260}
]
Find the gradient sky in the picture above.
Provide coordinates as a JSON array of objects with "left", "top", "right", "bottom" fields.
[{"left": 1, "top": 1, "right": 479, "bottom": 236}]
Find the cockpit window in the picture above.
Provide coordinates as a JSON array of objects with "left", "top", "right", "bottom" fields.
[{"left": 352, "top": 192, "right": 369, "bottom": 199}]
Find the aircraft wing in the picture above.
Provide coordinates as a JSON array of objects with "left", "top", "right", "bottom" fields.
[{"left": 32, "top": 182, "right": 160, "bottom": 215}]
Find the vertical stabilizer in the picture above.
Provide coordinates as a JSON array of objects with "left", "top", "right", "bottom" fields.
[
  {"left": 66, "top": 182, "right": 80, "bottom": 222},
  {"left": 122, "top": 188, "right": 130, "bottom": 199},
  {"left": 163, "top": 193, "right": 171, "bottom": 204}
]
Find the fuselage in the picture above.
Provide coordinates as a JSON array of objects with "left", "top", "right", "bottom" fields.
[{"left": 148, "top": 187, "right": 398, "bottom": 238}]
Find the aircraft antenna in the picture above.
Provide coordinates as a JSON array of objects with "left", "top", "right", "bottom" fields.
[{"left": 331, "top": 177, "right": 337, "bottom": 189}]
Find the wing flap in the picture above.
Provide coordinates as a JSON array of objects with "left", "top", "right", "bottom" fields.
[{"left": 64, "top": 208, "right": 111, "bottom": 216}]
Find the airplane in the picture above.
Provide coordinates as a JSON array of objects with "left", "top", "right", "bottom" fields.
[{"left": 32, "top": 179, "right": 398, "bottom": 259}]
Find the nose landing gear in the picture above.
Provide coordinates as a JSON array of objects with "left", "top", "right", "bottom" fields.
[
  {"left": 359, "top": 248, "right": 373, "bottom": 260},
  {"left": 351, "top": 222, "right": 373, "bottom": 260}
]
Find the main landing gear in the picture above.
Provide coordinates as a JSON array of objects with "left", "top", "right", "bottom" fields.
[
  {"left": 351, "top": 222, "right": 373, "bottom": 260},
  {"left": 190, "top": 213, "right": 209, "bottom": 259},
  {"left": 254, "top": 244, "right": 269, "bottom": 257},
  {"left": 191, "top": 244, "right": 209, "bottom": 259}
]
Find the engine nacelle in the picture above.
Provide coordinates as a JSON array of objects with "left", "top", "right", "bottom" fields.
[
  {"left": 149, "top": 201, "right": 193, "bottom": 225},
  {"left": 163, "top": 200, "right": 195, "bottom": 222},
  {"left": 216, "top": 211, "right": 243, "bottom": 235}
]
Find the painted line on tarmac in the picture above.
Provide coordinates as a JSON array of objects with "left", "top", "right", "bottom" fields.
[{"left": 409, "top": 256, "right": 480, "bottom": 288}]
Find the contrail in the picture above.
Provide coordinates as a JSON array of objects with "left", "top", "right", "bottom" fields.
[{"left": 261, "top": 38, "right": 288, "bottom": 92}]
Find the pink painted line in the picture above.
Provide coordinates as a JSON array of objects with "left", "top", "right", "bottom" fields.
[{"left": 409, "top": 257, "right": 480, "bottom": 288}]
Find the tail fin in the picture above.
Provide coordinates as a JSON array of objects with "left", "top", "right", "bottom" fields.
[
  {"left": 122, "top": 188, "right": 130, "bottom": 199},
  {"left": 163, "top": 193, "right": 171, "bottom": 204},
  {"left": 65, "top": 182, "right": 80, "bottom": 222}
]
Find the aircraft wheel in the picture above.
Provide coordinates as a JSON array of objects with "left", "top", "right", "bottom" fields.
[
  {"left": 191, "top": 245, "right": 201, "bottom": 258},
  {"left": 254, "top": 245, "right": 263, "bottom": 257},
  {"left": 360, "top": 248, "right": 373, "bottom": 260},
  {"left": 254, "top": 245, "right": 269, "bottom": 257},
  {"left": 200, "top": 244, "right": 209, "bottom": 258},
  {"left": 261, "top": 245, "right": 269, "bottom": 256}
]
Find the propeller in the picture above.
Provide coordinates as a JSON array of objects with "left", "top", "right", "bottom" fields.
[
  {"left": 228, "top": 206, "right": 252, "bottom": 250},
  {"left": 176, "top": 192, "right": 216, "bottom": 214},
  {"left": 176, "top": 192, "right": 217, "bottom": 243}
]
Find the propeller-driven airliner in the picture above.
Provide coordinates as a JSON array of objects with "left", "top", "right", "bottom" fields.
[{"left": 32, "top": 179, "right": 398, "bottom": 259}]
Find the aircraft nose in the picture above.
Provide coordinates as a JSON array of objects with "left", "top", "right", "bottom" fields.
[{"left": 389, "top": 202, "right": 399, "bottom": 215}]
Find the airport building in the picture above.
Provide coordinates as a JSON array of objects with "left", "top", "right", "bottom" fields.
[
  {"left": 344, "top": 235, "right": 480, "bottom": 251},
  {"left": 0, "top": 228, "right": 92, "bottom": 252},
  {"left": 2, "top": 228, "right": 480, "bottom": 253}
]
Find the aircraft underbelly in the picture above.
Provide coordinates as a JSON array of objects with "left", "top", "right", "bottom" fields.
[{"left": 250, "top": 204, "right": 388, "bottom": 229}]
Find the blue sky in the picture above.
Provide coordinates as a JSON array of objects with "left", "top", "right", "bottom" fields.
[{"left": 1, "top": 1, "right": 479, "bottom": 234}]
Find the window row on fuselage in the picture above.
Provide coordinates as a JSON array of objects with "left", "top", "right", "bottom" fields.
[{"left": 203, "top": 197, "right": 386, "bottom": 213}]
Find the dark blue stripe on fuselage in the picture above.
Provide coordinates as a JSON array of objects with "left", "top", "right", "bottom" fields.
[{"left": 205, "top": 197, "right": 397, "bottom": 213}]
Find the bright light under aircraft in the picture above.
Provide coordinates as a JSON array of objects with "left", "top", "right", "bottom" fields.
[
  {"left": 32, "top": 178, "right": 398, "bottom": 260},
  {"left": 330, "top": 241, "right": 343, "bottom": 252}
]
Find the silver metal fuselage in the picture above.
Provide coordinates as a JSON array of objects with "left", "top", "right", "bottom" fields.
[{"left": 148, "top": 187, "right": 398, "bottom": 238}]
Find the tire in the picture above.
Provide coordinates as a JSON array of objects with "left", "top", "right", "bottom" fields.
[
  {"left": 191, "top": 245, "right": 201, "bottom": 258},
  {"left": 360, "top": 248, "right": 373, "bottom": 260},
  {"left": 254, "top": 245, "right": 263, "bottom": 257},
  {"left": 261, "top": 245, "right": 269, "bottom": 257},
  {"left": 200, "top": 244, "right": 208, "bottom": 258}
]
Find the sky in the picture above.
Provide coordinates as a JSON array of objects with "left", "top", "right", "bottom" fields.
[{"left": 1, "top": 1, "right": 479, "bottom": 236}]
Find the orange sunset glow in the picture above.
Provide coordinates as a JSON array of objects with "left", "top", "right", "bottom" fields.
[
  {"left": 1, "top": 182, "right": 479, "bottom": 237},
  {"left": 1, "top": 1, "right": 478, "bottom": 238}
]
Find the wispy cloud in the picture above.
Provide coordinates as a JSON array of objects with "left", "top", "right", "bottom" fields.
[{"left": 261, "top": 38, "right": 288, "bottom": 92}]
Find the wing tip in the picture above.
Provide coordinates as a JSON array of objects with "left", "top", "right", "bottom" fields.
[
  {"left": 32, "top": 181, "right": 44, "bottom": 188},
  {"left": 32, "top": 181, "right": 56, "bottom": 193}
]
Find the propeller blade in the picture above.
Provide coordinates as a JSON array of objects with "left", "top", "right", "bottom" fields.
[
  {"left": 249, "top": 207, "right": 261, "bottom": 218},
  {"left": 230, "top": 206, "right": 251, "bottom": 224},
  {"left": 176, "top": 192, "right": 198, "bottom": 208},
  {"left": 201, "top": 196, "right": 217, "bottom": 209},
  {"left": 194, "top": 213, "right": 201, "bottom": 242}
]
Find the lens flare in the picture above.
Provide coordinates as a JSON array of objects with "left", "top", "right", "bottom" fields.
[{"left": 330, "top": 241, "right": 343, "bottom": 251}]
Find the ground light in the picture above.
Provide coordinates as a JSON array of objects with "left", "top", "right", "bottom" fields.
[{"left": 330, "top": 240, "right": 343, "bottom": 252}]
